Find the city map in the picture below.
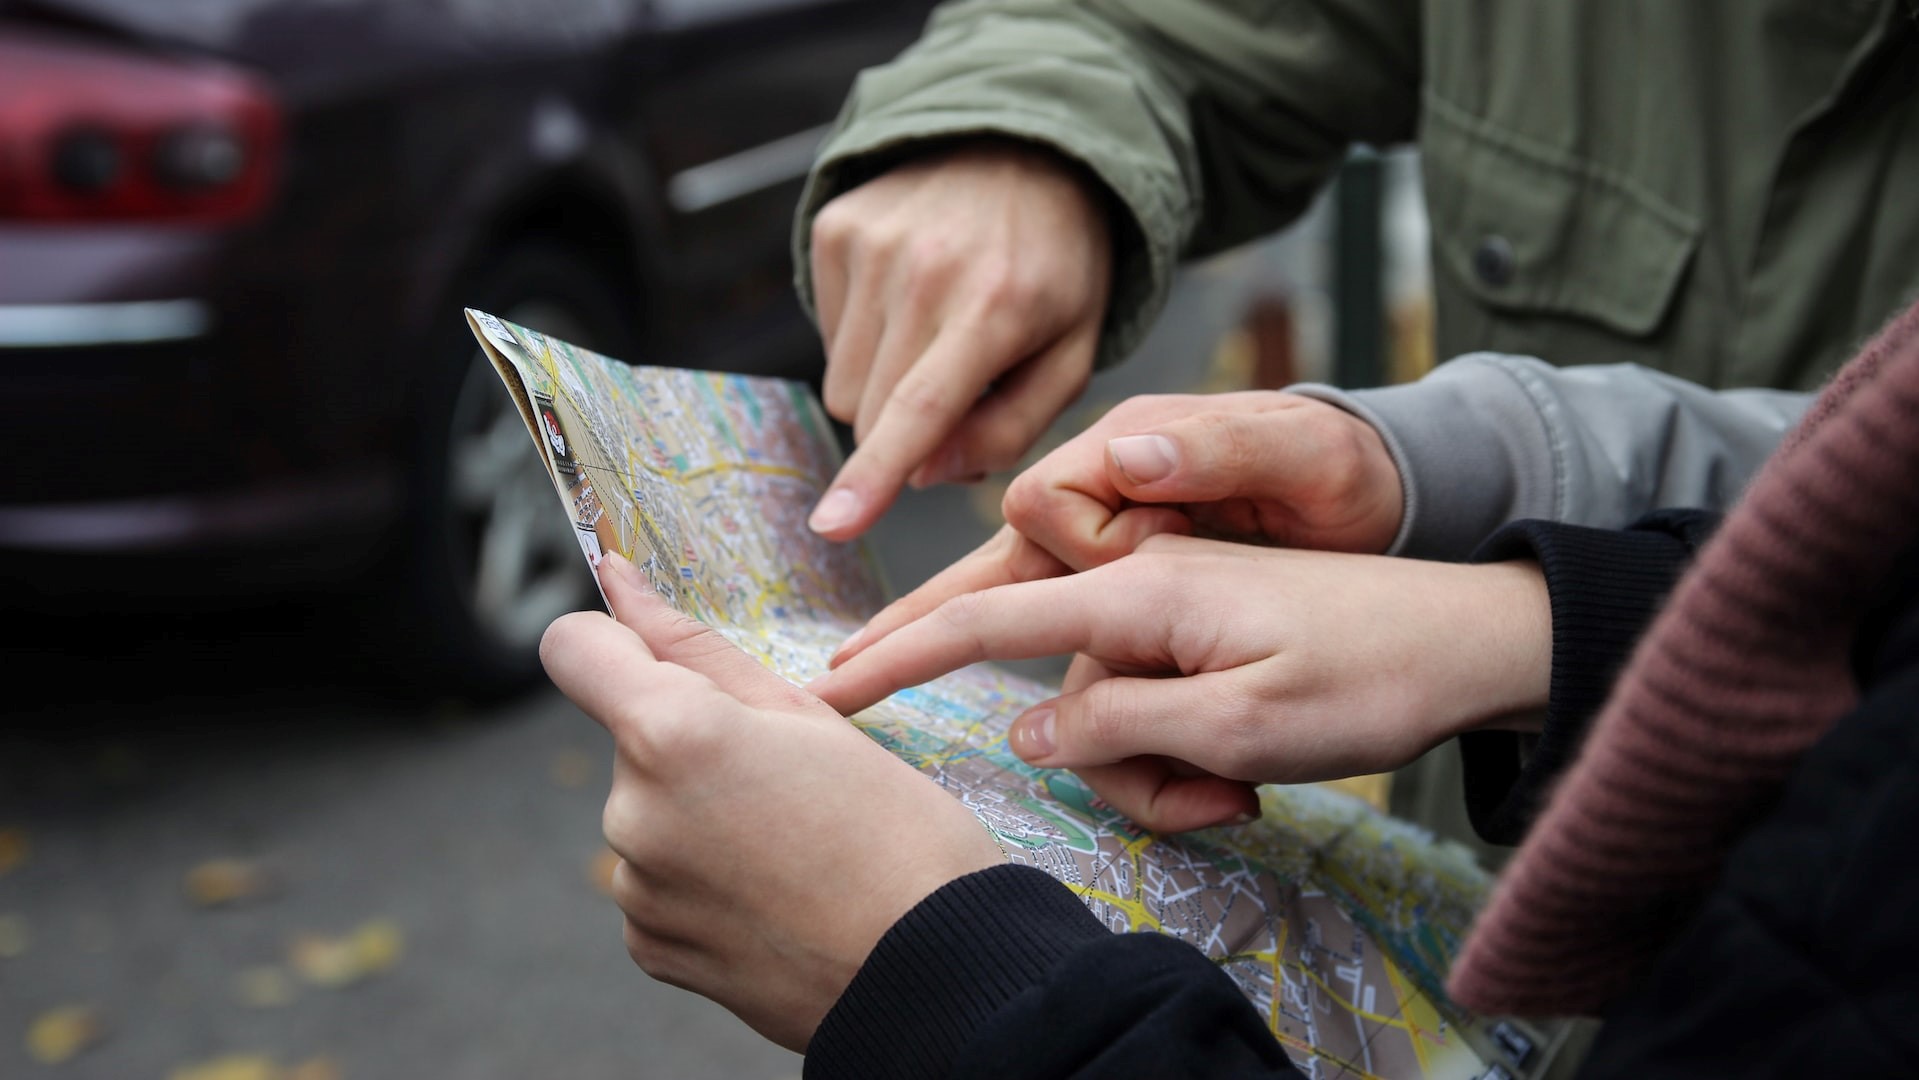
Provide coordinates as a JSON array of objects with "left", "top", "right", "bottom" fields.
[{"left": 466, "top": 309, "right": 1568, "bottom": 1080}]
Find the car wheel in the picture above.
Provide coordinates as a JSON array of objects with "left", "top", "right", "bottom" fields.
[{"left": 384, "top": 242, "right": 637, "bottom": 700}]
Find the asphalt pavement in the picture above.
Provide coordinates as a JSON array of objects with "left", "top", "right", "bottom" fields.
[{"left": 0, "top": 231, "right": 1327, "bottom": 1080}]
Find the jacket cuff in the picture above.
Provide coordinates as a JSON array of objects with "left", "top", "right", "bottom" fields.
[
  {"left": 1461, "top": 519, "right": 1700, "bottom": 844},
  {"left": 805, "top": 864, "right": 1111, "bottom": 1077},
  {"left": 1289, "top": 357, "right": 1559, "bottom": 561}
]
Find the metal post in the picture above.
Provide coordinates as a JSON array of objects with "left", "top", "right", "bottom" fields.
[{"left": 1332, "top": 149, "right": 1385, "bottom": 389}]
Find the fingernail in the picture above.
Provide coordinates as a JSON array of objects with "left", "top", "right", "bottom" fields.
[
  {"left": 1229, "top": 811, "right": 1259, "bottom": 826},
  {"left": 809, "top": 488, "right": 862, "bottom": 534},
  {"left": 1107, "top": 435, "right": 1179, "bottom": 484},
  {"left": 1013, "top": 706, "right": 1055, "bottom": 758},
  {"left": 600, "top": 551, "right": 645, "bottom": 589}
]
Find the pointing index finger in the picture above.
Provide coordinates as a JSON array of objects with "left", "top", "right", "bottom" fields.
[
  {"left": 809, "top": 328, "right": 1002, "bottom": 541},
  {"left": 830, "top": 526, "right": 1069, "bottom": 669},
  {"left": 808, "top": 568, "right": 1167, "bottom": 716}
]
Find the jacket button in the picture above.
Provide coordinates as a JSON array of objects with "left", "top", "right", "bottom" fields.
[{"left": 1473, "top": 235, "right": 1515, "bottom": 288}]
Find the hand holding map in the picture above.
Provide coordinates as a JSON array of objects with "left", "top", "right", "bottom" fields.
[
  {"left": 544, "top": 553, "right": 1003, "bottom": 1052},
  {"left": 465, "top": 308, "right": 1570, "bottom": 1078}
]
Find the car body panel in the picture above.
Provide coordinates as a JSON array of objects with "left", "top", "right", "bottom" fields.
[{"left": 0, "top": 0, "right": 931, "bottom": 558}]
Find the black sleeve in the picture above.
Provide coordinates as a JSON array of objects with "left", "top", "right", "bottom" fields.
[
  {"left": 1459, "top": 510, "right": 1721, "bottom": 845},
  {"left": 804, "top": 864, "right": 1302, "bottom": 1080}
]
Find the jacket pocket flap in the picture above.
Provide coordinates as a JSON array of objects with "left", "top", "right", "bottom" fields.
[{"left": 1421, "top": 93, "right": 1700, "bottom": 338}]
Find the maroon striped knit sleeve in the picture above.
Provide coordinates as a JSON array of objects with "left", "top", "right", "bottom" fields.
[{"left": 1447, "top": 297, "right": 1919, "bottom": 1017}]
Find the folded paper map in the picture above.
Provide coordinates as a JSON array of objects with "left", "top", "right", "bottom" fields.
[{"left": 466, "top": 309, "right": 1569, "bottom": 1080}]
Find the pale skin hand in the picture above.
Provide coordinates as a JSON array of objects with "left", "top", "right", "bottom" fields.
[
  {"left": 806, "top": 139, "right": 1114, "bottom": 541},
  {"left": 810, "top": 535, "right": 1551, "bottom": 834},
  {"left": 830, "top": 391, "right": 1403, "bottom": 667},
  {"left": 541, "top": 553, "right": 1003, "bottom": 1052}
]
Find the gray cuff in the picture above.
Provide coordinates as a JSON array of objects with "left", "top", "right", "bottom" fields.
[{"left": 1289, "top": 357, "right": 1559, "bottom": 561}]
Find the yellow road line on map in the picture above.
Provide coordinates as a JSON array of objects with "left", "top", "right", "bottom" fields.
[
  {"left": 1297, "top": 966, "right": 1413, "bottom": 1033},
  {"left": 1065, "top": 830, "right": 1162, "bottom": 930},
  {"left": 1383, "top": 956, "right": 1434, "bottom": 1074},
  {"left": 1271, "top": 1031, "right": 1388, "bottom": 1080},
  {"left": 678, "top": 461, "right": 811, "bottom": 483}
]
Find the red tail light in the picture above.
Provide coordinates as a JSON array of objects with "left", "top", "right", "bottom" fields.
[{"left": 0, "top": 30, "right": 282, "bottom": 225}]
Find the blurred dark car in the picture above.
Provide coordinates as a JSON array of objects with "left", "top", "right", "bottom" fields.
[{"left": 0, "top": 0, "right": 932, "bottom": 696}]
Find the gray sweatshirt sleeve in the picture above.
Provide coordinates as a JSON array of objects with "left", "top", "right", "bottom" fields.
[{"left": 1288, "top": 354, "right": 1811, "bottom": 561}]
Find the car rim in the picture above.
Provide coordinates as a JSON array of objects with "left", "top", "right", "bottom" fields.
[{"left": 446, "top": 300, "right": 600, "bottom": 651}]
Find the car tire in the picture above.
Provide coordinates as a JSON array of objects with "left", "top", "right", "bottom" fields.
[{"left": 379, "top": 241, "right": 638, "bottom": 701}]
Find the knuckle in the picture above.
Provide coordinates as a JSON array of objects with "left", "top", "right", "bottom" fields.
[
  {"left": 822, "top": 376, "right": 858, "bottom": 422},
  {"left": 974, "top": 257, "right": 1034, "bottom": 309},
  {"left": 1078, "top": 680, "right": 1137, "bottom": 752},
  {"left": 601, "top": 790, "right": 645, "bottom": 856},
  {"left": 999, "top": 471, "right": 1051, "bottom": 531},
  {"left": 933, "top": 589, "right": 987, "bottom": 631},
  {"left": 622, "top": 919, "right": 682, "bottom": 983},
  {"left": 1194, "top": 412, "right": 1253, "bottom": 472},
  {"left": 900, "top": 252, "right": 955, "bottom": 305},
  {"left": 1208, "top": 685, "right": 1274, "bottom": 778},
  {"left": 888, "top": 374, "right": 952, "bottom": 423},
  {"left": 640, "top": 706, "right": 719, "bottom": 769},
  {"left": 1317, "top": 411, "right": 1375, "bottom": 491},
  {"left": 931, "top": 592, "right": 991, "bottom": 661},
  {"left": 810, "top": 205, "right": 847, "bottom": 251}
]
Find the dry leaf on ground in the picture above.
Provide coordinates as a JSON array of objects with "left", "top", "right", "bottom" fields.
[
  {"left": 288, "top": 919, "right": 403, "bottom": 988},
  {"left": 589, "top": 849, "right": 620, "bottom": 896},
  {"left": 168, "top": 1055, "right": 278, "bottom": 1080},
  {"left": 168, "top": 1054, "right": 340, "bottom": 1080},
  {"left": 234, "top": 965, "right": 297, "bottom": 1008},
  {"left": 185, "top": 859, "right": 279, "bottom": 908},
  {"left": 26, "top": 1004, "right": 105, "bottom": 1064},
  {"left": 549, "top": 748, "right": 596, "bottom": 789},
  {"left": 0, "top": 913, "right": 28, "bottom": 958},
  {"left": 0, "top": 828, "right": 28, "bottom": 878},
  {"left": 286, "top": 1058, "right": 343, "bottom": 1080}
]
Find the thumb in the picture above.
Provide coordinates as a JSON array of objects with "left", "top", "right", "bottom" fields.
[
  {"left": 1008, "top": 669, "right": 1246, "bottom": 769},
  {"left": 1104, "top": 411, "right": 1318, "bottom": 504},
  {"left": 596, "top": 553, "right": 816, "bottom": 712}
]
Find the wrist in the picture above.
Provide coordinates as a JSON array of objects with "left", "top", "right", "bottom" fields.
[{"left": 1439, "top": 559, "right": 1551, "bottom": 736}]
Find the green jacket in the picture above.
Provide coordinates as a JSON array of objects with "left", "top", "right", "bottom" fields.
[{"left": 793, "top": 0, "right": 1919, "bottom": 391}]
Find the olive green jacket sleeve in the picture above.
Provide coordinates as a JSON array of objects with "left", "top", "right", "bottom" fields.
[{"left": 791, "top": 0, "right": 1419, "bottom": 369}]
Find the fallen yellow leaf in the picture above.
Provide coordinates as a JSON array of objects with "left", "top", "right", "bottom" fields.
[
  {"left": 166, "top": 1054, "right": 341, "bottom": 1080},
  {"left": 168, "top": 1054, "right": 279, "bottom": 1080},
  {"left": 0, "top": 828, "right": 27, "bottom": 878},
  {"left": 0, "top": 913, "right": 27, "bottom": 958},
  {"left": 26, "top": 1004, "right": 104, "bottom": 1065},
  {"left": 185, "top": 858, "right": 278, "bottom": 908},
  {"left": 233, "top": 965, "right": 296, "bottom": 1008},
  {"left": 286, "top": 1057, "right": 342, "bottom": 1080},
  {"left": 288, "top": 919, "right": 403, "bottom": 988},
  {"left": 549, "top": 748, "right": 596, "bottom": 789},
  {"left": 589, "top": 849, "right": 620, "bottom": 896}
]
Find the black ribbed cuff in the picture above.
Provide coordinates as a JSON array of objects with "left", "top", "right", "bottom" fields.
[
  {"left": 1463, "top": 514, "right": 1712, "bottom": 843},
  {"left": 804, "top": 864, "right": 1111, "bottom": 1079}
]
